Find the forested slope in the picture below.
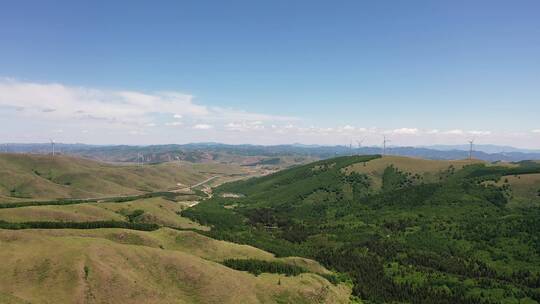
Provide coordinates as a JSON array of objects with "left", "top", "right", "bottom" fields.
[{"left": 184, "top": 155, "right": 540, "bottom": 303}]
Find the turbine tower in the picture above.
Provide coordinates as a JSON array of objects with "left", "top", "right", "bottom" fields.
[
  {"left": 50, "top": 139, "right": 55, "bottom": 156},
  {"left": 383, "top": 136, "right": 391, "bottom": 156},
  {"left": 356, "top": 138, "right": 366, "bottom": 155},
  {"left": 468, "top": 139, "right": 474, "bottom": 160}
]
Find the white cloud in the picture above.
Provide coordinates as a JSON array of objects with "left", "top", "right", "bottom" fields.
[
  {"left": 128, "top": 130, "right": 147, "bottom": 136},
  {"left": 1, "top": 79, "right": 538, "bottom": 148},
  {"left": 193, "top": 124, "right": 213, "bottom": 130},
  {"left": 284, "top": 124, "right": 295, "bottom": 129},
  {"left": 0, "top": 79, "right": 294, "bottom": 129},
  {"left": 468, "top": 130, "right": 491, "bottom": 136},
  {"left": 392, "top": 128, "right": 419, "bottom": 135},
  {"left": 225, "top": 122, "right": 243, "bottom": 130},
  {"left": 444, "top": 129, "right": 464, "bottom": 135},
  {"left": 224, "top": 121, "right": 266, "bottom": 132}
]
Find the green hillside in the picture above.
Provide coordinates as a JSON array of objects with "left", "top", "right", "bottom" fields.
[{"left": 184, "top": 155, "right": 540, "bottom": 304}]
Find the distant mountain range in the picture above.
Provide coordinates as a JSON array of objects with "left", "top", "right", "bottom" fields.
[
  {"left": 1, "top": 142, "right": 540, "bottom": 162},
  {"left": 423, "top": 144, "right": 540, "bottom": 154}
]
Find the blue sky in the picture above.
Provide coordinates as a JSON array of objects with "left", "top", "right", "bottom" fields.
[{"left": 1, "top": 1, "right": 539, "bottom": 147}]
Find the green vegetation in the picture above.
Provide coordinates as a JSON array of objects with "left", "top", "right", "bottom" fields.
[
  {"left": 222, "top": 259, "right": 307, "bottom": 276},
  {"left": 185, "top": 155, "right": 540, "bottom": 304},
  {"left": 0, "top": 220, "right": 159, "bottom": 231},
  {"left": 3, "top": 152, "right": 540, "bottom": 303},
  {"left": 0, "top": 191, "right": 180, "bottom": 209},
  {"left": 126, "top": 209, "right": 145, "bottom": 222}
]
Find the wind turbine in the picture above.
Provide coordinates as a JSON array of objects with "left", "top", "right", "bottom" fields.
[
  {"left": 49, "top": 139, "right": 55, "bottom": 156},
  {"left": 356, "top": 138, "right": 366, "bottom": 155},
  {"left": 468, "top": 139, "right": 475, "bottom": 160},
  {"left": 383, "top": 136, "right": 391, "bottom": 156}
]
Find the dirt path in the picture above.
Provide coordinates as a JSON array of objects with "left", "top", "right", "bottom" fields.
[
  {"left": 174, "top": 175, "right": 221, "bottom": 192},
  {"left": 189, "top": 175, "right": 220, "bottom": 189}
]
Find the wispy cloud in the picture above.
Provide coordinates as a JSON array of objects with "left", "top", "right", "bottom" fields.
[
  {"left": 443, "top": 129, "right": 464, "bottom": 135},
  {"left": 0, "top": 79, "right": 296, "bottom": 129},
  {"left": 391, "top": 128, "right": 419, "bottom": 135},
  {"left": 225, "top": 121, "right": 265, "bottom": 132},
  {"left": 193, "top": 124, "right": 213, "bottom": 130},
  {"left": 1, "top": 79, "right": 538, "bottom": 148},
  {"left": 468, "top": 130, "right": 491, "bottom": 136}
]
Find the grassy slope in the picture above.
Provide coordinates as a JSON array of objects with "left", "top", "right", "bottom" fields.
[
  {"left": 0, "top": 204, "right": 125, "bottom": 222},
  {"left": 497, "top": 173, "right": 540, "bottom": 207},
  {"left": 343, "top": 155, "right": 484, "bottom": 189},
  {"left": 0, "top": 154, "right": 349, "bottom": 303},
  {"left": 0, "top": 154, "right": 250, "bottom": 200},
  {"left": 0, "top": 228, "right": 350, "bottom": 304},
  {"left": 95, "top": 197, "right": 208, "bottom": 230},
  {"left": 0, "top": 197, "right": 208, "bottom": 230},
  {"left": 26, "top": 228, "right": 330, "bottom": 274}
]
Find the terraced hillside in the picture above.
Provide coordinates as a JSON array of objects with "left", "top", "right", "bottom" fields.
[{"left": 185, "top": 155, "right": 540, "bottom": 304}]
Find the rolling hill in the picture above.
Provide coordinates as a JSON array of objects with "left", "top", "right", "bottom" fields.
[
  {"left": 184, "top": 155, "right": 540, "bottom": 303},
  {"left": 0, "top": 153, "right": 253, "bottom": 201},
  {"left": 0, "top": 153, "right": 351, "bottom": 303},
  {"left": 3, "top": 142, "right": 540, "bottom": 163},
  {"left": 0, "top": 228, "right": 350, "bottom": 304}
]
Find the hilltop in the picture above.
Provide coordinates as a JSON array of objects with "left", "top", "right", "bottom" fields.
[{"left": 185, "top": 155, "right": 540, "bottom": 303}]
